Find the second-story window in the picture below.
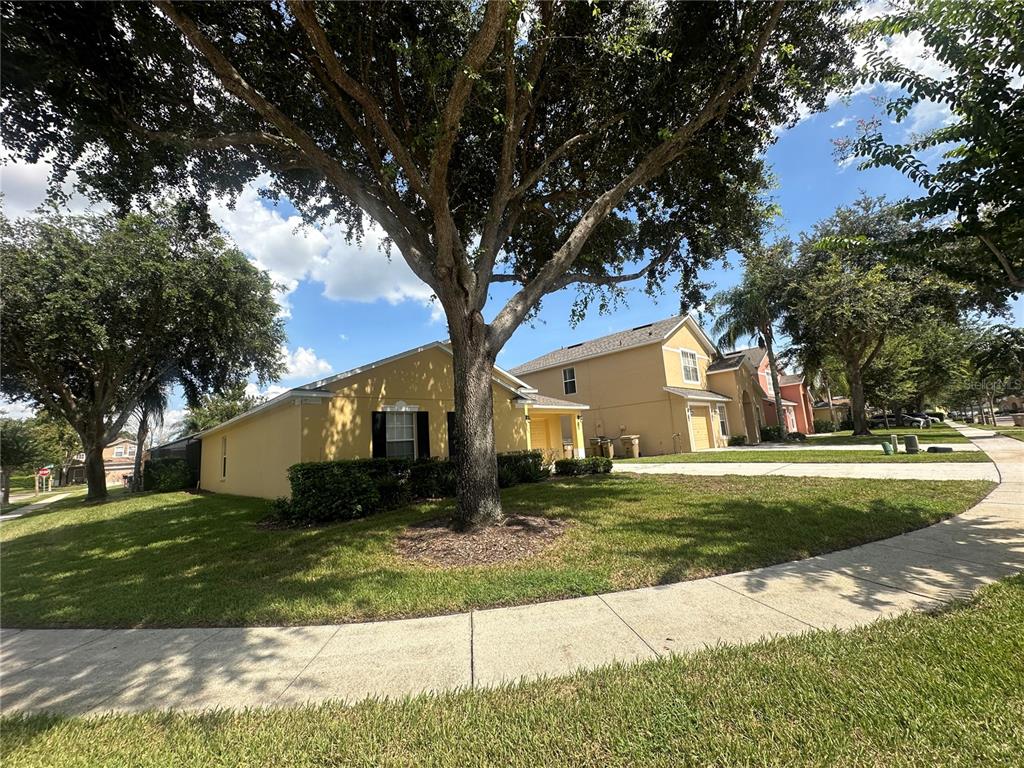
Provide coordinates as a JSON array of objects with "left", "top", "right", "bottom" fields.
[
  {"left": 680, "top": 351, "right": 700, "bottom": 384},
  {"left": 562, "top": 367, "right": 577, "bottom": 395},
  {"left": 114, "top": 444, "right": 125, "bottom": 458}
]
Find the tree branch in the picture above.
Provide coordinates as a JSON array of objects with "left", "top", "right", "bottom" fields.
[
  {"left": 979, "top": 234, "right": 1024, "bottom": 289},
  {"left": 154, "top": 0, "right": 437, "bottom": 290},
  {"left": 487, "top": 1, "right": 785, "bottom": 350}
]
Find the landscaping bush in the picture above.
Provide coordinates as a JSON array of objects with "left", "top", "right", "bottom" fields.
[
  {"left": 812, "top": 419, "right": 836, "bottom": 434},
  {"left": 728, "top": 435, "right": 747, "bottom": 446},
  {"left": 554, "top": 456, "right": 612, "bottom": 476},
  {"left": 787, "top": 431, "right": 807, "bottom": 441},
  {"left": 760, "top": 425, "right": 783, "bottom": 442},
  {"left": 497, "top": 449, "right": 549, "bottom": 483},
  {"left": 142, "top": 458, "right": 194, "bottom": 492},
  {"left": 279, "top": 450, "right": 548, "bottom": 525}
]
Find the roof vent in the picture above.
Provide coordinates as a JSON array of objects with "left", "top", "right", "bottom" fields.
[{"left": 631, "top": 323, "right": 653, "bottom": 331}]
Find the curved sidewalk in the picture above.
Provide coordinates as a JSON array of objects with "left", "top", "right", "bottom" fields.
[
  {"left": 2, "top": 424, "right": 1021, "bottom": 716},
  {"left": 611, "top": 461, "right": 998, "bottom": 481}
]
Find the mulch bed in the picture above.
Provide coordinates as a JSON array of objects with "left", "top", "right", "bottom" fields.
[{"left": 395, "top": 514, "right": 570, "bottom": 567}]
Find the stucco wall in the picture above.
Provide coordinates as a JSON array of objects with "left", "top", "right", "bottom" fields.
[{"left": 200, "top": 397, "right": 302, "bottom": 499}]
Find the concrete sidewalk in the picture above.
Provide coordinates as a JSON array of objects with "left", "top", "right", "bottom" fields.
[
  {"left": 2, "top": 423, "right": 1020, "bottom": 716},
  {"left": 0, "top": 493, "right": 70, "bottom": 522},
  {"left": 612, "top": 462, "right": 999, "bottom": 481},
  {"left": 714, "top": 441, "right": 978, "bottom": 452}
]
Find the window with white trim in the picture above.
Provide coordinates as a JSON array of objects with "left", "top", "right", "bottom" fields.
[
  {"left": 680, "top": 351, "right": 700, "bottom": 384},
  {"left": 386, "top": 411, "right": 416, "bottom": 459},
  {"left": 114, "top": 444, "right": 125, "bottom": 457},
  {"left": 562, "top": 367, "right": 577, "bottom": 395},
  {"left": 220, "top": 436, "right": 228, "bottom": 479},
  {"left": 718, "top": 405, "right": 729, "bottom": 436}
]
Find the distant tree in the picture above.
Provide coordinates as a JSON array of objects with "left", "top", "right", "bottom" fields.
[
  {"left": 180, "top": 383, "right": 264, "bottom": 436},
  {"left": 131, "top": 379, "right": 171, "bottom": 492},
  {"left": 0, "top": 209, "right": 284, "bottom": 501},
  {"left": 31, "top": 411, "right": 83, "bottom": 486},
  {"left": 1, "top": 0, "right": 855, "bottom": 527},
  {"left": 0, "top": 418, "right": 42, "bottom": 505},
  {"left": 974, "top": 324, "right": 1024, "bottom": 419},
  {"left": 710, "top": 240, "right": 794, "bottom": 438},
  {"left": 860, "top": 335, "right": 920, "bottom": 426},
  {"left": 840, "top": 0, "right": 1024, "bottom": 298},
  {"left": 785, "top": 196, "right": 965, "bottom": 435}
]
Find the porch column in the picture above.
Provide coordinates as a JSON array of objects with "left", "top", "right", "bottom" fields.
[
  {"left": 574, "top": 414, "right": 586, "bottom": 458},
  {"left": 524, "top": 405, "right": 532, "bottom": 450}
]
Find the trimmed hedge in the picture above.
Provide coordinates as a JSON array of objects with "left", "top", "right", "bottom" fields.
[
  {"left": 142, "top": 458, "right": 194, "bottom": 492},
  {"left": 554, "top": 456, "right": 613, "bottom": 476},
  {"left": 787, "top": 431, "right": 807, "bottom": 441},
  {"left": 277, "top": 450, "right": 549, "bottom": 525},
  {"left": 759, "top": 425, "right": 783, "bottom": 442},
  {"left": 727, "top": 435, "right": 747, "bottom": 447},
  {"left": 812, "top": 418, "right": 836, "bottom": 434}
]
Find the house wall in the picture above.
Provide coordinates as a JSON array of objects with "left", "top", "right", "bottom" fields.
[
  {"left": 707, "top": 368, "right": 762, "bottom": 445},
  {"left": 780, "top": 382, "right": 815, "bottom": 434},
  {"left": 518, "top": 320, "right": 720, "bottom": 456},
  {"left": 200, "top": 397, "right": 302, "bottom": 499},
  {"left": 200, "top": 346, "right": 532, "bottom": 499}
]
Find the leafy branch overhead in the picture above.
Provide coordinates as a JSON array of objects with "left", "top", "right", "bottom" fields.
[{"left": 2, "top": 0, "right": 854, "bottom": 347}]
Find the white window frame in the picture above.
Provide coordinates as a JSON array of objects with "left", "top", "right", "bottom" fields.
[
  {"left": 718, "top": 405, "right": 730, "bottom": 436},
  {"left": 679, "top": 350, "right": 700, "bottom": 385},
  {"left": 113, "top": 444, "right": 125, "bottom": 458},
  {"left": 220, "top": 436, "right": 228, "bottom": 479},
  {"left": 562, "top": 367, "right": 577, "bottom": 395},
  {"left": 385, "top": 411, "right": 417, "bottom": 460}
]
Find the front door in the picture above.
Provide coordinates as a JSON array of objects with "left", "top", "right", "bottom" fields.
[{"left": 691, "top": 406, "right": 711, "bottom": 450}]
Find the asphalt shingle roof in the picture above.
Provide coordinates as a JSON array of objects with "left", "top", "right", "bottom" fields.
[
  {"left": 663, "top": 386, "right": 732, "bottom": 402},
  {"left": 511, "top": 315, "right": 689, "bottom": 375},
  {"left": 779, "top": 373, "right": 804, "bottom": 385},
  {"left": 522, "top": 392, "right": 589, "bottom": 409}
]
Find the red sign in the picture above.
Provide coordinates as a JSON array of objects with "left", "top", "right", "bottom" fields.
[{"left": 37, "top": 468, "right": 50, "bottom": 477}]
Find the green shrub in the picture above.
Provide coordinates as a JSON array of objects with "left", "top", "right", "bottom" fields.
[
  {"left": 284, "top": 462, "right": 381, "bottom": 524},
  {"left": 554, "top": 456, "right": 612, "bottom": 476},
  {"left": 497, "top": 449, "right": 549, "bottom": 483},
  {"left": 760, "top": 425, "right": 783, "bottom": 442},
  {"left": 787, "top": 431, "right": 807, "bottom": 441},
  {"left": 727, "top": 435, "right": 747, "bottom": 447},
  {"left": 812, "top": 419, "right": 836, "bottom": 434},
  {"left": 281, "top": 451, "right": 547, "bottom": 525},
  {"left": 142, "top": 458, "right": 194, "bottom": 492}
]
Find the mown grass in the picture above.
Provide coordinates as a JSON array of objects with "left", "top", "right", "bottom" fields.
[
  {"left": 3, "top": 575, "right": 1022, "bottom": 768},
  {"left": 618, "top": 449, "right": 989, "bottom": 463},
  {"left": 0, "top": 475, "right": 994, "bottom": 628},
  {"left": 989, "top": 424, "right": 1024, "bottom": 442},
  {"left": 806, "top": 424, "right": 968, "bottom": 445}
]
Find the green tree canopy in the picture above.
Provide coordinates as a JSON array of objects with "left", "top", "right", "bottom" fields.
[
  {"left": 841, "top": 0, "right": 1023, "bottom": 298},
  {"left": 180, "top": 383, "right": 264, "bottom": 436},
  {"left": 0, "top": 208, "right": 284, "bottom": 499}
]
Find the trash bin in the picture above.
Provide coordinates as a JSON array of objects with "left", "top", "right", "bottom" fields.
[
  {"left": 562, "top": 441, "right": 574, "bottom": 460},
  {"left": 619, "top": 434, "right": 640, "bottom": 459},
  {"left": 882, "top": 442, "right": 894, "bottom": 455},
  {"left": 904, "top": 434, "right": 919, "bottom": 454},
  {"left": 890, "top": 435, "right": 899, "bottom": 453},
  {"left": 602, "top": 438, "right": 614, "bottom": 459},
  {"left": 1013, "top": 414, "right": 1024, "bottom": 427}
]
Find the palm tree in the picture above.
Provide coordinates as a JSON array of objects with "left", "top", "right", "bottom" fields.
[
  {"left": 131, "top": 379, "right": 170, "bottom": 491},
  {"left": 710, "top": 243, "right": 792, "bottom": 440}
]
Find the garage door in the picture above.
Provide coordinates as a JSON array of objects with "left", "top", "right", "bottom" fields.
[{"left": 691, "top": 406, "right": 712, "bottom": 450}]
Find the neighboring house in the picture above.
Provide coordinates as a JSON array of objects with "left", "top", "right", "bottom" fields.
[
  {"left": 68, "top": 437, "right": 139, "bottom": 486},
  {"left": 197, "top": 342, "right": 587, "bottom": 499},
  {"left": 813, "top": 398, "right": 852, "bottom": 427},
  {"left": 719, "top": 346, "right": 816, "bottom": 435},
  {"left": 512, "top": 315, "right": 762, "bottom": 456}
]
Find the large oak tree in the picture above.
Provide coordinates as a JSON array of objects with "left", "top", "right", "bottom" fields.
[
  {"left": 0, "top": 209, "right": 284, "bottom": 500},
  {"left": 2, "top": 0, "right": 853, "bottom": 525}
]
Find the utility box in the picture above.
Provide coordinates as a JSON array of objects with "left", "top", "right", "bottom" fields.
[
  {"left": 620, "top": 434, "right": 640, "bottom": 459},
  {"left": 904, "top": 434, "right": 920, "bottom": 454}
]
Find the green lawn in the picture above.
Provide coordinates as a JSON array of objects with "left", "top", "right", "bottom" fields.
[
  {"left": 618, "top": 448, "right": 989, "bottom": 463},
  {"left": 0, "top": 476, "right": 994, "bottom": 628},
  {"left": 3, "top": 576, "right": 1021, "bottom": 768},
  {"left": 1, "top": 485, "right": 87, "bottom": 513},
  {"left": 806, "top": 424, "right": 968, "bottom": 445},
  {"left": 990, "top": 424, "right": 1024, "bottom": 442}
]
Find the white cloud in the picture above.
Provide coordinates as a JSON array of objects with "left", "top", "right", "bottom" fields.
[
  {"left": 209, "top": 181, "right": 436, "bottom": 317},
  {"left": 904, "top": 99, "right": 955, "bottom": 137},
  {"left": 831, "top": 116, "right": 853, "bottom": 129},
  {"left": 0, "top": 397, "right": 37, "bottom": 420},
  {"left": 0, "top": 154, "right": 104, "bottom": 218},
  {"left": 280, "top": 345, "right": 332, "bottom": 380},
  {"left": 245, "top": 381, "right": 289, "bottom": 401},
  {"left": 338, "top": 333, "right": 349, "bottom": 342}
]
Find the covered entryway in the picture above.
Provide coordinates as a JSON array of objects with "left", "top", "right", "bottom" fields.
[
  {"left": 663, "top": 386, "right": 733, "bottom": 451},
  {"left": 742, "top": 391, "right": 760, "bottom": 444},
  {"left": 523, "top": 394, "right": 589, "bottom": 460},
  {"left": 690, "top": 405, "right": 712, "bottom": 450}
]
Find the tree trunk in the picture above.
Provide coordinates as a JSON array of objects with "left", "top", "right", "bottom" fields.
[
  {"left": 825, "top": 379, "right": 837, "bottom": 426},
  {"left": 84, "top": 444, "right": 108, "bottom": 501},
  {"left": 847, "top": 364, "right": 871, "bottom": 436},
  {"left": 762, "top": 333, "right": 788, "bottom": 440},
  {"left": 449, "top": 319, "right": 504, "bottom": 529},
  {"left": 1, "top": 470, "right": 9, "bottom": 507},
  {"left": 132, "top": 410, "right": 149, "bottom": 492}
]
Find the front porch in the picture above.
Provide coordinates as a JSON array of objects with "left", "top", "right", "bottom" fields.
[{"left": 523, "top": 396, "right": 588, "bottom": 460}]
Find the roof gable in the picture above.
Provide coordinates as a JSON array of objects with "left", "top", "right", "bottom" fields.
[{"left": 511, "top": 314, "right": 716, "bottom": 375}]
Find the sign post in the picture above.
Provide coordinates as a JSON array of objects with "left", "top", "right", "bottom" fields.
[{"left": 37, "top": 467, "right": 52, "bottom": 494}]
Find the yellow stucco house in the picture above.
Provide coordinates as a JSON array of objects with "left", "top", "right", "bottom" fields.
[
  {"left": 198, "top": 342, "right": 587, "bottom": 499},
  {"left": 511, "top": 315, "right": 766, "bottom": 456}
]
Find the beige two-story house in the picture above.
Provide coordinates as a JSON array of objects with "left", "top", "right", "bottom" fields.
[{"left": 512, "top": 315, "right": 766, "bottom": 456}]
